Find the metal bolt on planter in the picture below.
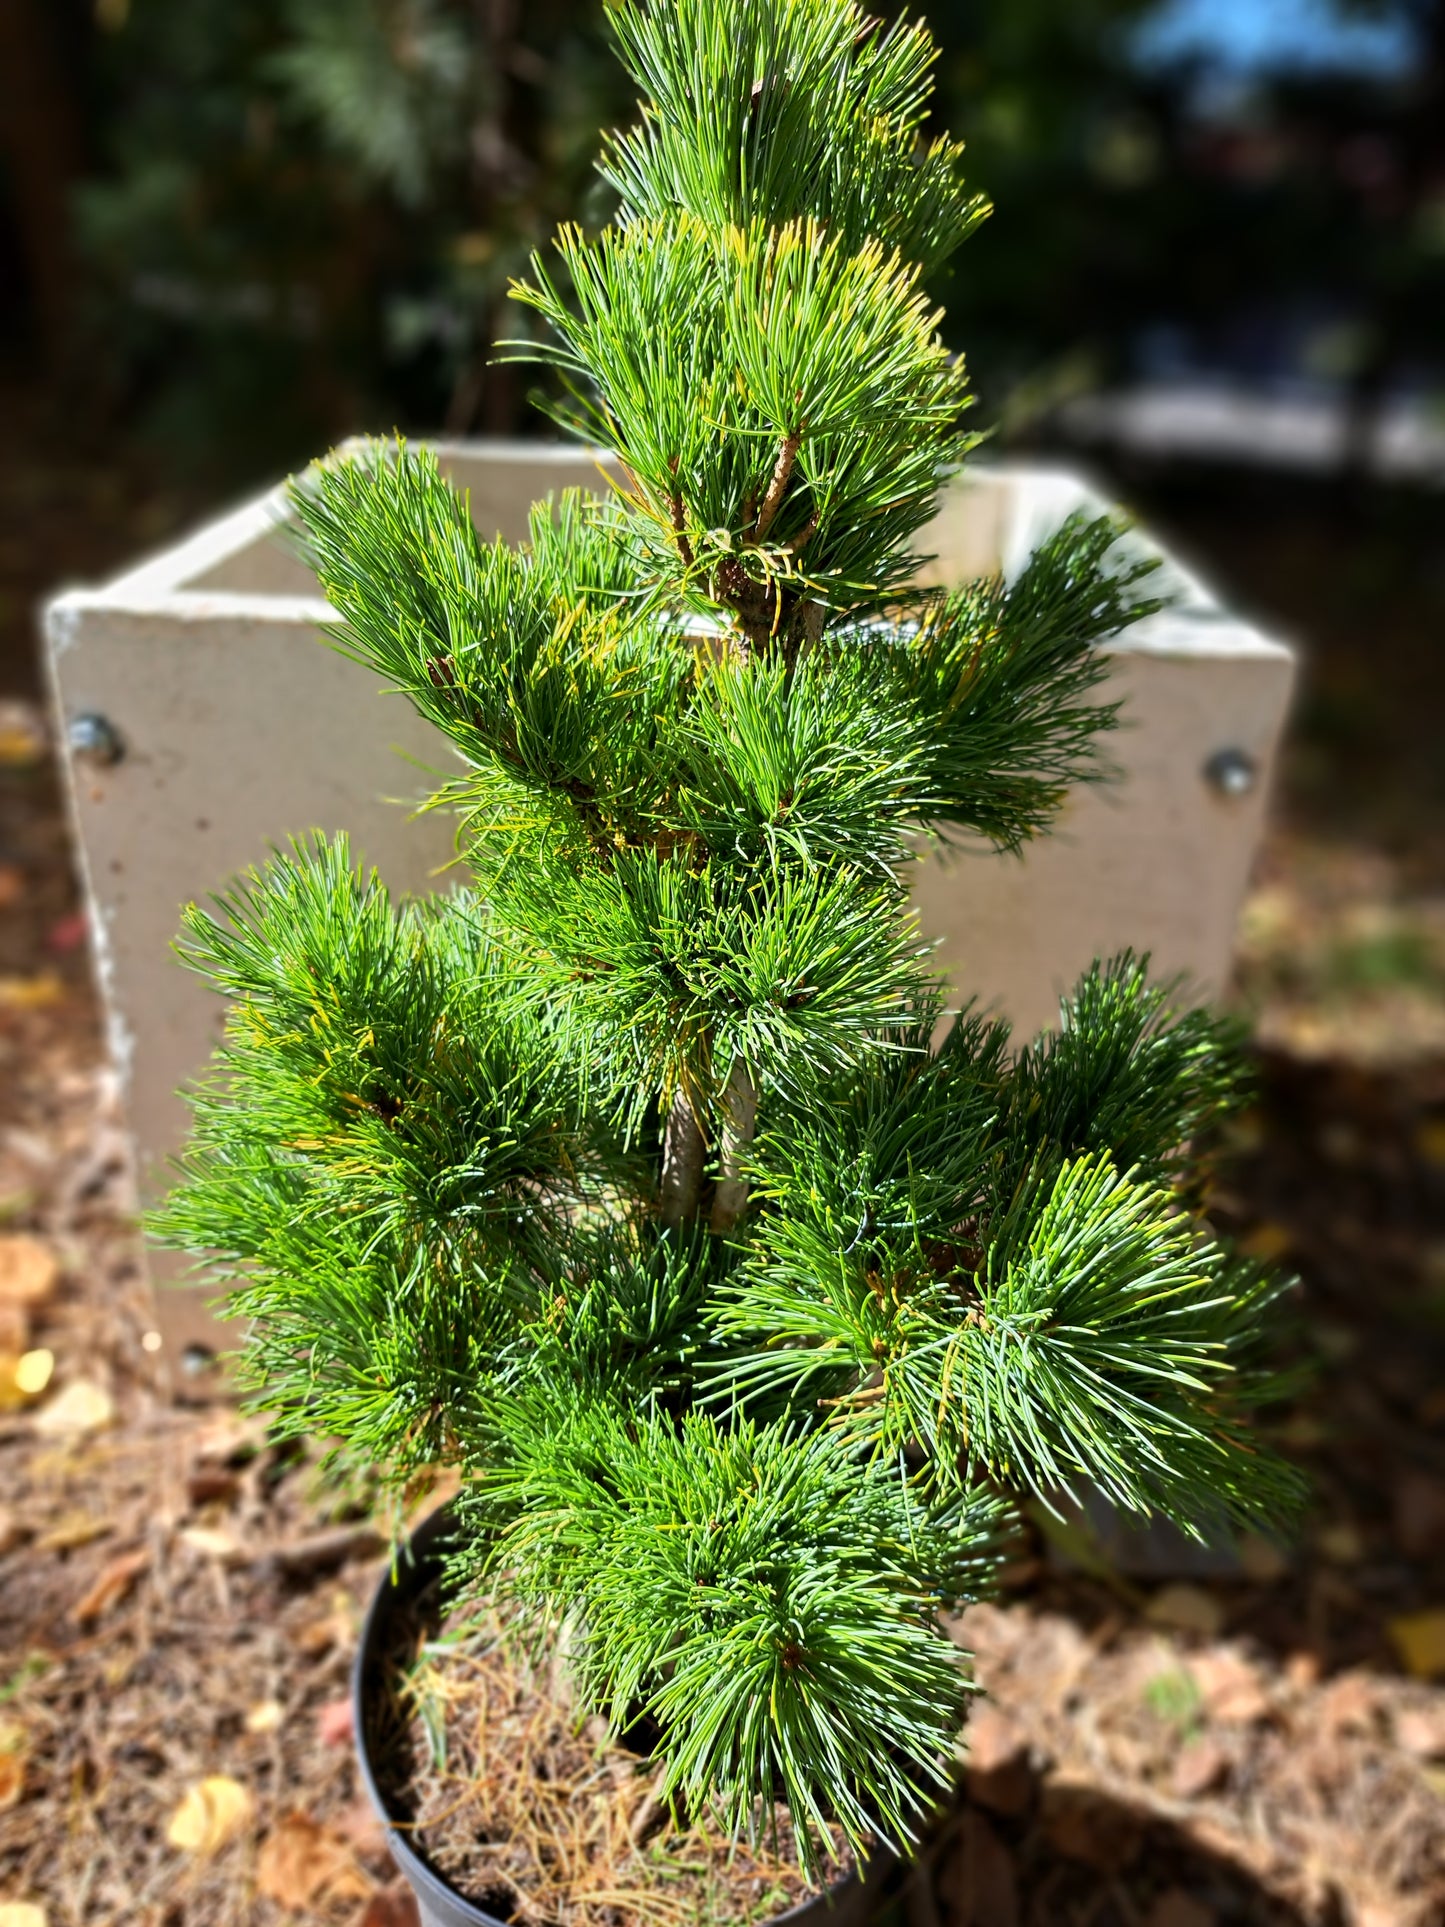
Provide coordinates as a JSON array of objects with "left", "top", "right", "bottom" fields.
[
  {"left": 67, "top": 711, "right": 125, "bottom": 767},
  {"left": 1204, "top": 745, "right": 1260, "bottom": 797}
]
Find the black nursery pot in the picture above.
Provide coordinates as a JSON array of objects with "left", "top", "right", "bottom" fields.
[{"left": 353, "top": 1507, "right": 890, "bottom": 1927}]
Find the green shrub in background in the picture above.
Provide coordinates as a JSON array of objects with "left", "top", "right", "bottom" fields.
[{"left": 75, "top": 0, "right": 1169, "bottom": 472}]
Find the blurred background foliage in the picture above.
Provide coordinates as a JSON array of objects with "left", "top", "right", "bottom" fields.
[
  {"left": 1, "top": 0, "right": 1441, "bottom": 476},
  {"left": 3, "top": 0, "right": 1445, "bottom": 962}
]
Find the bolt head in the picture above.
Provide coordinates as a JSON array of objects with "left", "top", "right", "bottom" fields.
[
  {"left": 1204, "top": 746, "right": 1257, "bottom": 797},
  {"left": 68, "top": 712, "right": 125, "bottom": 767}
]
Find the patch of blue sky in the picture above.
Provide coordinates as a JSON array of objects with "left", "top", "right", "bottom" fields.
[{"left": 1134, "top": 0, "right": 1416, "bottom": 76}]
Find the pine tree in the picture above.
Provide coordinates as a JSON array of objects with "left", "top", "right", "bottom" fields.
[{"left": 154, "top": 0, "right": 1302, "bottom": 1878}]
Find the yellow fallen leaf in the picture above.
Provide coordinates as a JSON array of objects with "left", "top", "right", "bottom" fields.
[
  {"left": 165, "top": 1775, "right": 254, "bottom": 1857},
  {"left": 0, "top": 1238, "right": 58, "bottom": 1309},
  {"left": 0, "top": 706, "right": 46, "bottom": 767},
  {"left": 35, "top": 1510, "right": 111, "bottom": 1553},
  {"left": 32, "top": 1380, "right": 114, "bottom": 1438},
  {"left": 1391, "top": 1610, "right": 1445, "bottom": 1678},
  {"left": 244, "top": 1700, "right": 284, "bottom": 1735},
  {"left": 0, "top": 1351, "right": 52, "bottom": 1413},
  {"left": 0, "top": 1751, "right": 24, "bottom": 1811},
  {"left": 0, "top": 1905, "right": 48, "bottom": 1927},
  {"left": 14, "top": 1352, "right": 53, "bottom": 1397},
  {"left": 0, "top": 975, "right": 64, "bottom": 1011}
]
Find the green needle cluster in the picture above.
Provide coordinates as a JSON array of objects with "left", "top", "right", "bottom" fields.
[{"left": 154, "top": 0, "right": 1302, "bottom": 1878}]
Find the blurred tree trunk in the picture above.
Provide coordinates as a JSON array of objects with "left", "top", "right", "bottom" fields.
[
  {"left": 444, "top": 0, "right": 528, "bottom": 435},
  {"left": 0, "top": 0, "right": 84, "bottom": 361}
]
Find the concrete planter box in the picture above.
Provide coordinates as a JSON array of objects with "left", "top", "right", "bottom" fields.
[{"left": 45, "top": 443, "right": 1293, "bottom": 1354}]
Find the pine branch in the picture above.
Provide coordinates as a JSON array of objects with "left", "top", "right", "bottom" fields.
[
  {"left": 455, "top": 1403, "right": 1004, "bottom": 1877},
  {"left": 751, "top": 431, "right": 801, "bottom": 540}
]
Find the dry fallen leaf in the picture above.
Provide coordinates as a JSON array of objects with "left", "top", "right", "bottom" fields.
[
  {"left": 962, "top": 1702, "right": 1034, "bottom": 1818},
  {"left": 1316, "top": 1670, "right": 1382, "bottom": 1735},
  {"left": 188, "top": 1412, "right": 265, "bottom": 1464},
  {"left": 1391, "top": 1610, "right": 1445, "bottom": 1679},
  {"left": 72, "top": 1548, "right": 150, "bottom": 1626},
  {"left": 184, "top": 1467, "right": 239, "bottom": 1508},
  {"left": 0, "top": 1238, "right": 58, "bottom": 1309},
  {"left": 1189, "top": 1649, "right": 1272, "bottom": 1725},
  {"left": 1393, "top": 1703, "right": 1445, "bottom": 1759},
  {"left": 291, "top": 1610, "right": 350, "bottom": 1658},
  {"left": 336, "top": 1797, "right": 392, "bottom": 1869},
  {"left": 357, "top": 1887, "right": 421, "bottom": 1927},
  {"left": 1285, "top": 1650, "right": 1322, "bottom": 1691},
  {"left": 178, "top": 1525, "right": 244, "bottom": 1563},
  {"left": 1170, "top": 1735, "right": 1229, "bottom": 1800},
  {"left": 1355, "top": 1903, "right": 1420, "bottom": 1927},
  {"left": 256, "top": 1812, "right": 371, "bottom": 1909},
  {"left": 0, "top": 1739, "right": 25, "bottom": 1813},
  {"left": 0, "top": 1507, "right": 27, "bottom": 1557},
  {"left": 32, "top": 1380, "right": 114, "bottom": 1438},
  {"left": 317, "top": 1698, "right": 355, "bottom": 1748},
  {"left": 963, "top": 1702, "right": 1028, "bottom": 1775},
  {"left": 35, "top": 1510, "right": 112, "bottom": 1554},
  {"left": 165, "top": 1775, "right": 254, "bottom": 1857},
  {"left": 0, "top": 1905, "right": 48, "bottom": 1927},
  {"left": 244, "top": 1700, "right": 285, "bottom": 1735}
]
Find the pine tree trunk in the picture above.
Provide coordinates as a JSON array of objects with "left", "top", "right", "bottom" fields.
[
  {"left": 709, "top": 1059, "right": 758, "bottom": 1235},
  {"left": 0, "top": 0, "right": 83, "bottom": 363},
  {"left": 659, "top": 1090, "right": 706, "bottom": 1230}
]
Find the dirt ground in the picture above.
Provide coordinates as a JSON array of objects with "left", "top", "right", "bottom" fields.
[{"left": 3, "top": 388, "right": 1445, "bottom": 1926}]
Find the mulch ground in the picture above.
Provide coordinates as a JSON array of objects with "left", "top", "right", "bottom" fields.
[{"left": 2, "top": 692, "right": 1444, "bottom": 1927}]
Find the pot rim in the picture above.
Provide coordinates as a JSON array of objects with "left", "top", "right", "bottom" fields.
[{"left": 352, "top": 1503, "right": 879, "bottom": 1926}]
